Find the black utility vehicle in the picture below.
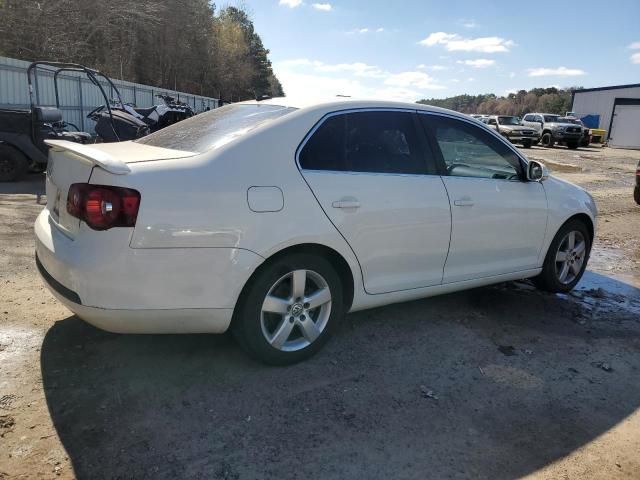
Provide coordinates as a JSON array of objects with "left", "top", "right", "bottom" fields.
[{"left": 0, "top": 61, "right": 147, "bottom": 182}]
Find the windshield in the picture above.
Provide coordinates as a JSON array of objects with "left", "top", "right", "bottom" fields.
[
  {"left": 136, "top": 104, "right": 296, "bottom": 152},
  {"left": 497, "top": 116, "right": 521, "bottom": 126},
  {"left": 543, "top": 115, "right": 561, "bottom": 123}
]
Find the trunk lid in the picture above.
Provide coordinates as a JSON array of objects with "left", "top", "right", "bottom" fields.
[{"left": 44, "top": 140, "right": 195, "bottom": 238}]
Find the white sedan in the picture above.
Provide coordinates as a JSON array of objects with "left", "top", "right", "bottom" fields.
[{"left": 35, "top": 98, "right": 597, "bottom": 364}]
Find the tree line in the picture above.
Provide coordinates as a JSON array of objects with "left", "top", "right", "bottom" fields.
[
  {"left": 417, "top": 87, "right": 578, "bottom": 116},
  {"left": 0, "top": 0, "right": 284, "bottom": 103}
]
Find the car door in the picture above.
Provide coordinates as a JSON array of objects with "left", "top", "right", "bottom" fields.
[
  {"left": 523, "top": 114, "right": 543, "bottom": 134},
  {"left": 419, "top": 113, "right": 548, "bottom": 283},
  {"left": 298, "top": 110, "right": 451, "bottom": 294}
]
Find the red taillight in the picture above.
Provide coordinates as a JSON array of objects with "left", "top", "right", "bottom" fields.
[{"left": 67, "top": 183, "right": 140, "bottom": 230}]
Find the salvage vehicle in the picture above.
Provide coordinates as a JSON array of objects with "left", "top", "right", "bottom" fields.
[
  {"left": 118, "top": 94, "right": 195, "bottom": 133},
  {"left": 522, "top": 113, "right": 583, "bottom": 149},
  {"left": 0, "top": 62, "right": 96, "bottom": 181},
  {"left": 0, "top": 61, "right": 146, "bottom": 181},
  {"left": 561, "top": 117, "right": 591, "bottom": 147},
  {"left": 486, "top": 115, "right": 539, "bottom": 148},
  {"left": 35, "top": 98, "right": 597, "bottom": 365}
]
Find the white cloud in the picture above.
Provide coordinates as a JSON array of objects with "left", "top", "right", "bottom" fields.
[
  {"left": 527, "top": 66, "right": 586, "bottom": 77},
  {"left": 509, "top": 71, "right": 516, "bottom": 78},
  {"left": 467, "top": 77, "right": 475, "bottom": 82},
  {"left": 459, "top": 19, "right": 478, "bottom": 28},
  {"left": 273, "top": 59, "right": 447, "bottom": 102},
  {"left": 419, "top": 32, "right": 515, "bottom": 53},
  {"left": 312, "top": 3, "right": 332, "bottom": 11},
  {"left": 417, "top": 64, "right": 447, "bottom": 71},
  {"left": 279, "top": 0, "right": 303, "bottom": 7},
  {"left": 456, "top": 59, "right": 495, "bottom": 68},
  {"left": 628, "top": 41, "right": 640, "bottom": 49},
  {"left": 348, "top": 27, "right": 385, "bottom": 34},
  {"left": 631, "top": 52, "right": 640, "bottom": 64},
  {"left": 384, "top": 71, "right": 446, "bottom": 90}
]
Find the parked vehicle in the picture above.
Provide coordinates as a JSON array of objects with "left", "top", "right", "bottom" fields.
[
  {"left": 561, "top": 117, "right": 591, "bottom": 147},
  {"left": 635, "top": 160, "right": 640, "bottom": 205},
  {"left": 118, "top": 94, "right": 195, "bottom": 133},
  {"left": 521, "top": 113, "right": 583, "bottom": 149},
  {"left": 0, "top": 61, "right": 97, "bottom": 181},
  {"left": 0, "top": 61, "right": 148, "bottom": 181},
  {"left": 35, "top": 98, "right": 597, "bottom": 364},
  {"left": 485, "top": 115, "right": 539, "bottom": 148}
]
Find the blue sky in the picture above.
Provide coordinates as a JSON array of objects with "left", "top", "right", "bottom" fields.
[{"left": 250, "top": 0, "right": 640, "bottom": 101}]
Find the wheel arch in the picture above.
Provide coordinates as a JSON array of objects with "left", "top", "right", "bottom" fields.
[
  {"left": 566, "top": 212, "right": 594, "bottom": 242},
  {"left": 232, "top": 243, "right": 356, "bottom": 324}
]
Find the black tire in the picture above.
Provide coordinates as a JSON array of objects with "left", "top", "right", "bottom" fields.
[
  {"left": 567, "top": 141, "right": 579, "bottom": 150},
  {"left": 521, "top": 140, "right": 532, "bottom": 148},
  {"left": 541, "top": 132, "right": 554, "bottom": 148},
  {"left": 634, "top": 186, "right": 640, "bottom": 205},
  {"left": 232, "top": 253, "right": 345, "bottom": 365},
  {"left": 532, "top": 219, "right": 592, "bottom": 293},
  {"left": 0, "top": 144, "right": 29, "bottom": 182}
]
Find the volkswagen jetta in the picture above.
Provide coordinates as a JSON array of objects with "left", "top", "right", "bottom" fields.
[{"left": 35, "top": 98, "right": 597, "bottom": 364}]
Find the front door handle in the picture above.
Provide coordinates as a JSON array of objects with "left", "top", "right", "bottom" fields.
[
  {"left": 332, "top": 199, "right": 361, "bottom": 209},
  {"left": 453, "top": 198, "right": 474, "bottom": 207}
]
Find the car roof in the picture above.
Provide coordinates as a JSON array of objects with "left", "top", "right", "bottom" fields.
[{"left": 237, "top": 96, "right": 473, "bottom": 121}]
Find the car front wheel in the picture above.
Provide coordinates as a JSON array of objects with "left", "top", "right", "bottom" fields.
[
  {"left": 541, "top": 132, "right": 554, "bottom": 148},
  {"left": 233, "top": 253, "right": 344, "bottom": 365},
  {"left": 532, "top": 220, "right": 591, "bottom": 293}
]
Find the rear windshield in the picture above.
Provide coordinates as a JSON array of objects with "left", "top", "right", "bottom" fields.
[{"left": 135, "top": 104, "right": 296, "bottom": 153}]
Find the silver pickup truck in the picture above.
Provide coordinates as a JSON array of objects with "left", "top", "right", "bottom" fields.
[
  {"left": 485, "top": 115, "right": 539, "bottom": 148},
  {"left": 521, "top": 113, "right": 583, "bottom": 149}
]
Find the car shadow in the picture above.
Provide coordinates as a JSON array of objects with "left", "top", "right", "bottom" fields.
[{"left": 40, "top": 271, "right": 640, "bottom": 479}]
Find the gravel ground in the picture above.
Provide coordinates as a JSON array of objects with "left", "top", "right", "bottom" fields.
[{"left": 1, "top": 144, "right": 639, "bottom": 480}]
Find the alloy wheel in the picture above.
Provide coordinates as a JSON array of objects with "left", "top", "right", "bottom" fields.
[
  {"left": 260, "top": 269, "right": 332, "bottom": 352},
  {"left": 555, "top": 230, "right": 586, "bottom": 285}
]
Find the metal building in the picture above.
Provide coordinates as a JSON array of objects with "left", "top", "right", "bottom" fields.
[{"left": 571, "top": 83, "right": 640, "bottom": 149}]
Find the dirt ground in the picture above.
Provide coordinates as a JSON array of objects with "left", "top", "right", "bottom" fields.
[{"left": 1, "top": 144, "right": 639, "bottom": 480}]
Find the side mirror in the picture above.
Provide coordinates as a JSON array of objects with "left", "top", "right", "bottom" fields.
[{"left": 527, "top": 160, "right": 549, "bottom": 182}]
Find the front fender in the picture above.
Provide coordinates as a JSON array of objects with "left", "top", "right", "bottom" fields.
[{"left": 539, "top": 176, "right": 597, "bottom": 262}]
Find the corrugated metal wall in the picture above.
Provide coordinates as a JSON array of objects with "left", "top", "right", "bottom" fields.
[
  {"left": 572, "top": 85, "right": 640, "bottom": 133},
  {"left": 0, "top": 56, "right": 219, "bottom": 133}
]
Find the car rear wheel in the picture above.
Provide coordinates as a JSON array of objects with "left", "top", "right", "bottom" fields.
[
  {"left": 232, "top": 253, "right": 344, "bottom": 365},
  {"left": 532, "top": 219, "right": 591, "bottom": 293},
  {"left": 0, "top": 145, "right": 29, "bottom": 182},
  {"left": 541, "top": 132, "right": 554, "bottom": 148},
  {"left": 634, "top": 186, "right": 640, "bottom": 205},
  {"left": 567, "top": 141, "right": 579, "bottom": 150},
  {"left": 521, "top": 140, "right": 532, "bottom": 148}
]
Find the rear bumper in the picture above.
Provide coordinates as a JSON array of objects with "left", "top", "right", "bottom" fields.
[{"left": 34, "top": 209, "right": 263, "bottom": 333}]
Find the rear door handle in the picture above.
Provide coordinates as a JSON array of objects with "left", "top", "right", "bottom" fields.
[
  {"left": 332, "top": 200, "right": 361, "bottom": 209},
  {"left": 453, "top": 198, "right": 474, "bottom": 207}
]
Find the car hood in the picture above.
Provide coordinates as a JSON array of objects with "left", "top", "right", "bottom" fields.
[{"left": 500, "top": 125, "right": 535, "bottom": 132}]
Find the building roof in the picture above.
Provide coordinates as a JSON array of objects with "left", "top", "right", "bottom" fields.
[{"left": 573, "top": 83, "right": 640, "bottom": 94}]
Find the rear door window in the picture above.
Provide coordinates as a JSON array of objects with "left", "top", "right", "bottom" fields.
[
  {"left": 299, "top": 110, "right": 432, "bottom": 174},
  {"left": 136, "top": 104, "right": 296, "bottom": 153}
]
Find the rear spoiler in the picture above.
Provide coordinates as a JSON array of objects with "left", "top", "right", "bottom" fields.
[{"left": 44, "top": 140, "right": 131, "bottom": 175}]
